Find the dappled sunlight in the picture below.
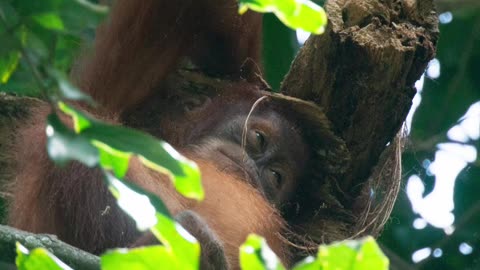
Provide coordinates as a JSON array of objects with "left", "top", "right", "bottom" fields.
[
  {"left": 412, "top": 247, "right": 431, "bottom": 263},
  {"left": 112, "top": 179, "right": 158, "bottom": 231},
  {"left": 432, "top": 248, "right": 443, "bottom": 258},
  {"left": 459, "top": 243, "right": 473, "bottom": 255},
  {"left": 406, "top": 74, "right": 425, "bottom": 134},
  {"left": 407, "top": 143, "right": 477, "bottom": 229},
  {"left": 296, "top": 29, "right": 310, "bottom": 45},
  {"left": 447, "top": 101, "right": 480, "bottom": 142},
  {"left": 406, "top": 99, "right": 479, "bottom": 230},
  {"left": 413, "top": 217, "right": 427, "bottom": 230},
  {"left": 426, "top": 59, "right": 440, "bottom": 79},
  {"left": 405, "top": 52, "right": 479, "bottom": 233},
  {"left": 439, "top": 12, "right": 453, "bottom": 24}
]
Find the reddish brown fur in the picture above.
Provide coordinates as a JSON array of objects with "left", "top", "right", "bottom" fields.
[
  {"left": 6, "top": 1, "right": 288, "bottom": 268},
  {"left": 7, "top": 104, "right": 288, "bottom": 267},
  {"left": 129, "top": 159, "right": 289, "bottom": 265},
  {"left": 74, "top": 0, "right": 262, "bottom": 113}
]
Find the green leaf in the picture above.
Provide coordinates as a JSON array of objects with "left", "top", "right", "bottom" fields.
[
  {"left": 240, "top": 234, "right": 285, "bottom": 270},
  {"left": 46, "top": 114, "right": 99, "bottom": 167},
  {"left": 0, "top": 51, "right": 21, "bottom": 84},
  {"left": 59, "top": 0, "right": 107, "bottom": 38},
  {"left": 0, "top": 1, "right": 20, "bottom": 34},
  {"left": 32, "top": 13, "right": 65, "bottom": 31},
  {"left": 104, "top": 172, "right": 169, "bottom": 229},
  {"left": 58, "top": 102, "right": 204, "bottom": 200},
  {"left": 239, "top": 0, "right": 327, "bottom": 34},
  {"left": 101, "top": 246, "right": 178, "bottom": 270},
  {"left": 96, "top": 142, "right": 131, "bottom": 179},
  {"left": 16, "top": 243, "right": 72, "bottom": 270},
  {"left": 103, "top": 173, "right": 200, "bottom": 270},
  {"left": 291, "top": 237, "right": 389, "bottom": 270},
  {"left": 58, "top": 102, "right": 91, "bottom": 131},
  {"left": 47, "top": 68, "right": 94, "bottom": 103},
  {"left": 150, "top": 213, "right": 200, "bottom": 270}
]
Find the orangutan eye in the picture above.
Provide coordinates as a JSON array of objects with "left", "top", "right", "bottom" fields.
[
  {"left": 247, "top": 130, "right": 266, "bottom": 153},
  {"left": 255, "top": 131, "right": 265, "bottom": 148},
  {"left": 268, "top": 169, "right": 282, "bottom": 188}
]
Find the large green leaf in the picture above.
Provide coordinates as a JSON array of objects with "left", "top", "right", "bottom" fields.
[
  {"left": 58, "top": 102, "right": 204, "bottom": 200},
  {"left": 239, "top": 0, "right": 327, "bottom": 34}
]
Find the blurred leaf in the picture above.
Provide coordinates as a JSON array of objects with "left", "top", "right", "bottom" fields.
[
  {"left": 103, "top": 173, "right": 200, "bottom": 270},
  {"left": 239, "top": 0, "right": 327, "bottom": 34},
  {"left": 47, "top": 68, "right": 94, "bottom": 102},
  {"left": 240, "top": 234, "right": 285, "bottom": 270},
  {"left": 292, "top": 237, "right": 389, "bottom": 270},
  {"left": 104, "top": 172, "right": 170, "bottom": 230},
  {"left": 58, "top": 102, "right": 204, "bottom": 200},
  {"left": 46, "top": 113, "right": 99, "bottom": 167},
  {"left": 11, "top": 0, "right": 62, "bottom": 17},
  {"left": 59, "top": 0, "right": 107, "bottom": 38},
  {"left": 101, "top": 246, "right": 178, "bottom": 270},
  {"left": 151, "top": 213, "right": 200, "bottom": 270},
  {"left": 16, "top": 243, "right": 71, "bottom": 270},
  {"left": 32, "top": 13, "right": 64, "bottom": 31},
  {"left": 0, "top": 1, "right": 20, "bottom": 33},
  {"left": 0, "top": 51, "right": 21, "bottom": 83}
]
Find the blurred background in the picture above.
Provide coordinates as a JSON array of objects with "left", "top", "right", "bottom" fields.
[{"left": 1, "top": 0, "right": 479, "bottom": 269}]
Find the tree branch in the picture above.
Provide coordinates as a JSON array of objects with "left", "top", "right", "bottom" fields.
[{"left": 0, "top": 225, "right": 100, "bottom": 270}]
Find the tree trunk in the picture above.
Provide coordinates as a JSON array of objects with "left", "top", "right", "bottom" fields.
[{"left": 280, "top": 0, "right": 438, "bottom": 243}]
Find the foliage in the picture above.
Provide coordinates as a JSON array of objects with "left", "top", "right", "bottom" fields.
[
  {"left": 17, "top": 236, "right": 388, "bottom": 270},
  {"left": 291, "top": 237, "right": 388, "bottom": 270},
  {"left": 16, "top": 243, "right": 72, "bottom": 270},
  {"left": 0, "top": 0, "right": 389, "bottom": 270},
  {"left": 239, "top": 0, "right": 327, "bottom": 34}
]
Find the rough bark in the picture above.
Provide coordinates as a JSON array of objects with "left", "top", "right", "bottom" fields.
[{"left": 281, "top": 0, "right": 438, "bottom": 243}]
